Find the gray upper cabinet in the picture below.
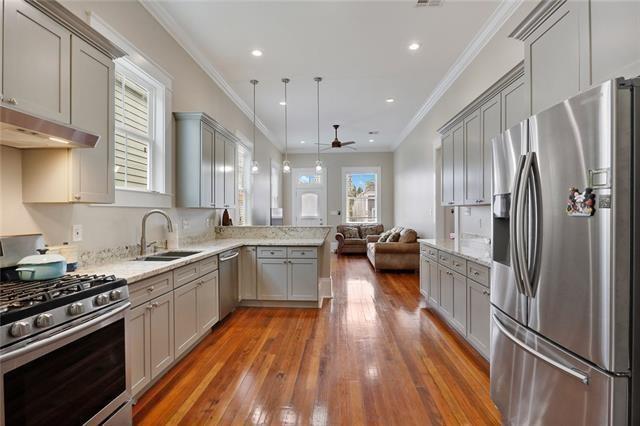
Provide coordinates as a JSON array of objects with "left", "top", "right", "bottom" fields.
[
  {"left": 501, "top": 76, "right": 526, "bottom": 131},
  {"left": 3, "top": 1, "right": 70, "bottom": 122},
  {"left": 452, "top": 123, "right": 464, "bottom": 205},
  {"left": 441, "top": 131, "right": 454, "bottom": 206},
  {"left": 463, "top": 110, "right": 481, "bottom": 205},
  {"left": 175, "top": 112, "right": 238, "bottom": 209},
  {"left": 480, "top": 94, "right": 502, "bottom": 203}
]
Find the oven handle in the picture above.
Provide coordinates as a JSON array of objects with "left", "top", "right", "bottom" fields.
[{"left": 0, "top": 301, "right": 131, "bottom": 364}]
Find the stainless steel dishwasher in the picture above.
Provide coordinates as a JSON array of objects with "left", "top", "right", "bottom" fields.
[{"left": 219, "top": 249, "right": 239, "bottom": 320}]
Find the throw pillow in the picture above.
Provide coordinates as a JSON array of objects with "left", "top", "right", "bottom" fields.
[
  {"left": 378, "top": 230, "right": 392, "bottom": 242},
  {"left": 361, "top": 224, "right": 383, "bottom": 238},
  {"left": 399, "top": 228, "right": 418, "bottom": 243},
  {"left": 342, "top": 226, "right": 360, "bottom": 239},
  {"left": 388, "top": 232, "right": 401, "bottom": 242}
]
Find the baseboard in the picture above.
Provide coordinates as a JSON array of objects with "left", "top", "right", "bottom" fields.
[
  {"left": 239, "top": 300, "right": 318, "bottom": 308},
  {"left": 318, "top": 276, "right": 333, "bottom": 308}
]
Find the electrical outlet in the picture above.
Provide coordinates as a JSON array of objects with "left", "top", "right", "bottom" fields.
[{"left": 72, "top": 224, "right": 83, "bottom": 242}]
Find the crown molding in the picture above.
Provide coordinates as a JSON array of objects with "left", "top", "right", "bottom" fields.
[
  {"left": 140, "top": 1, "right": 279, "bottom": 150},
  {"left": 391, "top": 0, "right": 524, "bottom": 151}
]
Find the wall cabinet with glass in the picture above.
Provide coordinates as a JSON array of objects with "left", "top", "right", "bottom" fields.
[
  {"left": 175, "top": 112, "right": 238, "bottom": 209},
  {"left": 8, "top": 0, "right": 125, "bottom": 203},
  {"left": 439, "top": 64, "right": 525, "bottom": 207}
]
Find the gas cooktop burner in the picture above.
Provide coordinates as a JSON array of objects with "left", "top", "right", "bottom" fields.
[{"left": 0, "top": 274, "right": 126, "bottom": 325}]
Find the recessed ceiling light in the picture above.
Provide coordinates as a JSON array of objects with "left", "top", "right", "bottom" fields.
[
  {"left": 408, "top": 42, "right": 421, "bottom": 51},
  {"left": 300, "top": 140, "right": 305, "bottom": 144},
  {"left": 369, "top": 139, "right": 375, "bottom": 143},
  {"left": 279, "top": 101, "right": 286, "bottom": 106},
  {"left": 385, "top": 98, "right": 395, "bottom": 103},
  {"left": 251, "top": 49, "right": 263, "bottom": 57}
]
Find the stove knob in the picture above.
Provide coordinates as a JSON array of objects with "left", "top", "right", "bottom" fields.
[
  {"left": 68, "top": 302, "right": 85, "bottom": 316},
  {"left": 94, "top": 294, "right": 110, "bottom": 306},
  {"left": 109, "top": 290, "right": 122, "bottom": 301},
  {"left": 9, "top": 321, "right": 31, "bottom": 338},
  {"left": 35, "top": 313, "right": 54, "bottom": 328}
]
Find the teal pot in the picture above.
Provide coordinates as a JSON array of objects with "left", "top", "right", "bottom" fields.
[{"left": 16, "top": 253, "right": 67, "bottom": 281}]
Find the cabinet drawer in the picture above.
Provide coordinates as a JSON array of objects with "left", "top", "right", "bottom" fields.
[
  {"left": 437, "top": 251, "right": 452, "bottom": 267},
  {"left": 424, "top": 246, "right": 438, "bottom": 261},
  {"left": 129, "top": 272, "right": 173, "bottom": 308},
  {"left": 287, "top": 247, "right": 317, "bottom": 259},
  {"left": 449, "top": 254, "right": 467, "bottom": 275},
  {"left": 200, "top": 255, "right": 218, "bottom": 275},
  {"left": 467, "top": 261, "right": 490, "bottom": 287},
  {"left": 174, "top": 261, "right": 201, "bottom": 288},
  {"left": 257, "top": 247, "right": 287, "bottom": 258}
]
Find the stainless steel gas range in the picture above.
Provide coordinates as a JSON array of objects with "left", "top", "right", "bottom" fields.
[{"left": 0, "top": 235, "right": 131, "bottom": 426}]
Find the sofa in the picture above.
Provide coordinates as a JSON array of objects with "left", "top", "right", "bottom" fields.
[
  {"left": 366, "top": 227, "right": 420, "bottom": 271},
  {"left": 335, "top": 224, "right": 384, "bottom": 255}
]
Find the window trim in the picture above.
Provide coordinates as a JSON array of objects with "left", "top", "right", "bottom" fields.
[{"left": 341, "top": 166, "right": 382, "bottom": 225}]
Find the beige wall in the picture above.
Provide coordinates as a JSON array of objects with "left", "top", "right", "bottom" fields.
[
  {"left": 393, "top": 3, "right": 536, "bottom": 239},
  {"left": 0, "top": 1, "right": 281, "bottom": 250},
  {"left": 282, "top": 152, "right": 394, "bottom": 232}
]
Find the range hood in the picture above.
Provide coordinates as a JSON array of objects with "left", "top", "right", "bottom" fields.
[{"left": 0, "top": 106, "right": 100, "bottom": 149}]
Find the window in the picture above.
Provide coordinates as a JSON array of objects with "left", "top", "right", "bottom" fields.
[
  {"left": 343, "top": 167, "right": 380, "bottom": 224},
  {"left": 114, "top": 68, "right": 155, "bottom": 189},
  {"left": 236, "top": 144, "right": 252, "bottom": 225}
]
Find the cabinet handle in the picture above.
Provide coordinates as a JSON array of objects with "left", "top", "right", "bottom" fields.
[
  {"left": 151, "top": 302, "right": 158, "bottom": 308},
  {"left": 145, "top": 304, "right": 152, "bottom": 310},
  {"left": 454, "top": 263, "right": 460, "bottom": 267},
  {"left": 74, "top": 195, "right": 81, "bottom": 201},
  {"left": 476, "top": 199, "right": 484, "bottom": 203},
  {"left": 147, "top": 286, "right": 155, "bottom": 293},
  {"left": 482, "top": 289, "right": 490, "bottom": 296},
  {"left": 472, "top": 271, "right": 480, "bottom": 276}
]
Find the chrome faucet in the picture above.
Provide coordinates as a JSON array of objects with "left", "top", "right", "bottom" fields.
[{"left": 140, "top": 209, "right": 174, "bottom": 255}]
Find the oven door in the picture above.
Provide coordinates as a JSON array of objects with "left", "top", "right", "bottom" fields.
[{"left": 0, "top": 301, "right": 131, "bottom": 426}]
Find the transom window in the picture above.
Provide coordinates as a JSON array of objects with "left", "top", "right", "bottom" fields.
[{"left": 343, "top": 167, "right": 380, "bottom": 224}]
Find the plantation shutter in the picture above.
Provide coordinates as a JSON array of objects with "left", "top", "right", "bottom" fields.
[
  {"left": 237, "top": 145, "right": 248, "bottom": 225},
  {"left": 114, "top": 72, "right": 151, "bottom": 189}
]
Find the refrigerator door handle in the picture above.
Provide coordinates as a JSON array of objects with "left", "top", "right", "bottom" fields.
[
  {"left": 528, "top": 153, "right": 543, "bottom": 297},
  {"left": 516, "top": 152, "right": 534, "bottom": 297},
  {"left": 510, "top": 154, "right": 527, "bottom": 296},
  {"left": 492, "top": 314, "right": 590, "bottom": 385}
]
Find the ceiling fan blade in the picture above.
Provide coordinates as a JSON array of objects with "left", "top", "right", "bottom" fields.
[
  {"left": 314, "top": 143, "right": 331, "bottom": 146},
  {"left": 321, "top": 147, "right": 332, "bottom": 152},
  {"left": 345, "top": 146, "right": 357, "bottom": 151},
  {"left": 341, "top": 141, "right": 356, "bottom": 146}
]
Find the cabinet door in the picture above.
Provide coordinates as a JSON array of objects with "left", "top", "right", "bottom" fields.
[
  {"left": 467, "top": 279, "right": 491, "bottom": 358},
  {"left": 438, "top": 265, "right": 454, "bottom": 318},
  {"left": 149, "top": 291, "right": 174, "bottom": 379},
  {"left": 480, "top": 95, "right": 501, "bottom": 203},
  {"left": 463, "top": 110, "right": 481, "bottom": 205},
  {"left": 201, "top": 123, "right": 215, "bottom": 208},
  {"left": 129, "top": 303, "right": 151, "bottom": 397},
  {"left": 257, "top": 258, "right": 288, "bottom": 300},
  {"left": 213, "top": 132, "right": 225, "bottom": 209},
  {"left": 240, "top": 246, "right": 257, "bottom": 300},
  {"left": 288, "top": 258, "right": 318, "bottom": 301},
  {"left": 197, "top": 270, "right": 219, "bottom": 333},
  {"left": 419, "top": 255, "right": 430, "bottom": 297},
  {"left": 70, "top": 36, "right": 115, "bottom": 203},
  {"left": 441, "top": 131, "right": 454, "bottom": 206},
  {"left": 451, "top": 271, "right": 467, "bottom": 335},
  {"left": 224, "top": 139, "right": 236, "bottom": 208},
  {"left": 174, "top": 280, "right": 199, "bottom": 357},
  {"left": 3, "top": 1, "right": 70, "bottom": 122},
  {"left": 501, "top": 76, "right": 526, "bottom": 131},
  {"left": 452, "top": 123, "right": 465, "bottom": 205},
  {"left": 428, "top": 258, "right": 440, "bottom": 307},
  {"left": 526, "top": 1, "right": 590, "bottom": 114}
]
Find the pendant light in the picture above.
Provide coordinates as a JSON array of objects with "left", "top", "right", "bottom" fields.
[
  {"left": 314, "top": 77, "right": 323, "bottom": 174},
  {"left": 281, "top": 77, "right": 291, "bottom": 174},
  {"left": 250, "top": 79, "right": 260, "bottom": 174}
]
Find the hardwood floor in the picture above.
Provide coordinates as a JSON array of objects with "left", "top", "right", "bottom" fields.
[{"left": 133, "top": 255, "right": 500, "bottom": 425}]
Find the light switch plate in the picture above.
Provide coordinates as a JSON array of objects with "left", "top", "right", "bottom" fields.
[{"left": 72, "top": 224, "right": 83, "bottom": 242}]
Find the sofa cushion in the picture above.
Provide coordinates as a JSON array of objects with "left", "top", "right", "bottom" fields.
[
  {"left": 341, "top": 226, "right": 360, "bottom": 239},
  {"left": 360, "top": 224, "right": 383, "bottom": 238},
  {"left": 388, "top": 232, "right": 401, "bottom": 242},
  {"left": 398, "top": 228, "right": 418, "bottom": 243},
  {"left": 378, "top": 230, "right": 392, "bottom": 242},
  {"left": 344, "top": 238, "right": 366, "bottom": 246}
]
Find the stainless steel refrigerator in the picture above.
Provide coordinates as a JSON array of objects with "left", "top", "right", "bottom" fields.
[{"left": 490, "top": 78, "right": 640, "bottom": 425}]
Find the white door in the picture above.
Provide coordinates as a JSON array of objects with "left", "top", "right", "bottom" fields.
[{"left": 292, "top": 168, "right": 327, "bottom": 226}]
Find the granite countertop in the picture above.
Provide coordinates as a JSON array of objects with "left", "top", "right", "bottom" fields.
[
  {"left": 76, "top": 238, "right": 325, "bottom": 285},
  {"left": 418, "top": 238, "right": 491, "bottom": 267}
]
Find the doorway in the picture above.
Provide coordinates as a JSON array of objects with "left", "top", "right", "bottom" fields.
[{"left": 291, "top": 168, "right": 327, "bottom": 226}]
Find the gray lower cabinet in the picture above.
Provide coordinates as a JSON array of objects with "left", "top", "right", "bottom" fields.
[
  {"left": 149, "top": 291, "right": 174, "bottom": 379},
  {"left": 419, "top": 255, "right": 430, "bottom": 297},
  {"left": 288, "top": 259, "right": 318, "bottom": 301},
  {"left": 257, "top": 258, "right": 289, "bottom": 300},
  {"left": 451, "top": 270, "right": 467, "bottom": 335},
  {"left": 438, "top": 265, "right": 454, "bottom": 318},
  {"left": 428, "top": 258, "right": 440, "bottom": 307},
  {"left": 240, "top": 246, "right": 257, "bottom": 300},
  {"left": 129, "top": 303, "right": 151, "bottom": 397},
  {"left": 197, "top": 271, "right": 219, "bottom": 333},
  {"left": 174, "top": 280, "right": 200, "bottom": 358},
  {"left": 467, "top": 279, "right": 491, "bottom": 358}
]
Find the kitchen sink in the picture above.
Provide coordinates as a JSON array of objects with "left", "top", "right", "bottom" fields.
[{"left": 133, "top": 251, "right": 202, "bottom": 262}]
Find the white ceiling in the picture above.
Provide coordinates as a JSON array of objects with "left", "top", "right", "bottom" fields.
[{"left": 149, "top": 1, "right": 503, "bottom": 153}]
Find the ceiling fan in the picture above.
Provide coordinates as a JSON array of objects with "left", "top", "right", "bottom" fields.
[{"left": 317, "top": 124, "right": 357, "bottom": 151}]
